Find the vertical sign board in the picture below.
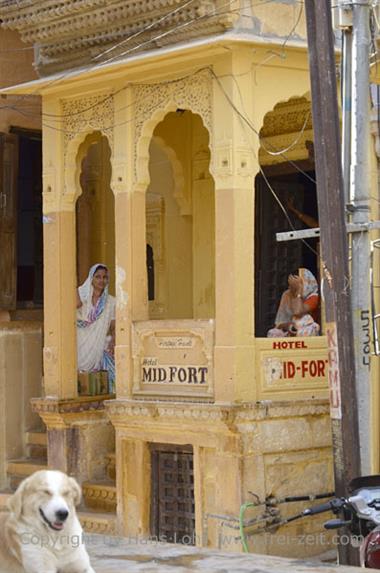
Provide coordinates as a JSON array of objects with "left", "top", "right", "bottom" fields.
[
  {"left": 326, "top": 322, "right": 342, "bottom": 420},
  {"left": 132, "top": 320, "right": 214, "bottom": 398}
]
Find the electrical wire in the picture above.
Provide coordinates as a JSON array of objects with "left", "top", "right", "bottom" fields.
[
  {"left": 0, "top": 0, "right": 300, "bottom": 119},
  {"left": 0, "top": 0, "right": 319, "bottom": 242},
  {"left": 93, "top": 0, "right": 199, "bottom": 63},
  {"left": 209, "top": 67, "right": 319, "bottom": 256}
]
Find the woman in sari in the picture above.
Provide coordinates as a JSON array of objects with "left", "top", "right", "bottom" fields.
[
  {"left": 77, "top": 263, "right": 115, "bottom": 391},
  {"left": 267, "top": 268, "right": 320, "bottom": 337}
]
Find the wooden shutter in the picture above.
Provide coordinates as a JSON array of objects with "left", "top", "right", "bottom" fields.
[{"left": 0, "top": 133, "right": 18, "bottom": 310}]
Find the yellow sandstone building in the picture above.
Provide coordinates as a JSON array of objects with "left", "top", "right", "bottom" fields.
[{"left": 0, "top": 0, "right": 378, "bottom": 558}]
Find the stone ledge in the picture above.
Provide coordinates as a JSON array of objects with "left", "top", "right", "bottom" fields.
[
  {"left": 31, "top": 395, "right": 114, "bottom": 414},
  {"left": 82, "top": 481, "right": 117, "bottom": 513},
  {"left": 105, "top": 398, "right": 331, "bottom": 427}
]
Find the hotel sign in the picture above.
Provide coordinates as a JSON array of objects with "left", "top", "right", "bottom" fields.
[
  {"left": 256, "top": 336, "right": 329, "bottom": 399},
  {"left": 132, "top": 320, "right": 214, "bottom": 397}
]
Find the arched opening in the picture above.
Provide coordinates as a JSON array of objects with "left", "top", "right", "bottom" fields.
[
  {"left": 75, "top": 132, "right": 116, "bottom": 393},
  {"left": 254, "top": 97, "right": 320, "bottom": 337},
  {"left": 145, "top": 110, "right": 215, "bottom": 320},
  {"left": 76, "top": 132, "right": 115, "bottom": 293}
]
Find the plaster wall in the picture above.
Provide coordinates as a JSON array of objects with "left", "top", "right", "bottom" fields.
[
  {"left": 0, "top": 321, "right": 42, "bottom": 488},
  {"left": 148, "top": 137, "right": 193, "bottom": 319},
  {"left": 77, "top": 134, "right": 115, "bottom": 293},
  {"left": 148, "top": 112, "right": 215, "bottom": 320},
  {"left": 0, "top": 30, "right": 40, "bottom": 132}
]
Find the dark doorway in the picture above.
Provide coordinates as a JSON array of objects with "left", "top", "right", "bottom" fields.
[
  {"left": 13, "top": 129, "right": 43, "bottom": 307},
  {"left": 254, "top": 170, "right": 318, "bottom": 337},
  {"left": 151, "top": 444, "right": 195, "bottom": 544},
  {"left": 146, "top": 243, "right": 155, "bottom": 301}
]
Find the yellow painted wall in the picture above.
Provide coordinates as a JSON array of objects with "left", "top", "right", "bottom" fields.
[
  {"left": 77, "top": 134, "right": 115, "bottom": 294},
  {"left": 0, "top": 322, "right": 42, "bottom": 489},
  {"left": 149, "top": 111, "right": 215, "bottom": 320},
  {"left": 147, "top": 136, "right": 193, "bottom": 318}
]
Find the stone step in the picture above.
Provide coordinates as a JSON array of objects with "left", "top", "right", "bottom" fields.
[
  {"left": 25, "top": 430, "right": 47, "bottom": 460},
  {"left": 106, "top": 452, "right": 115, "bottom": 481},
  {"left": 26, "top": 430, "right": 47, "bottom": 447},
  {"left": 78, "top": 509, "right": 116, "bottom": 535},
  {"left": 82, "top": 480, "right": 116, "bottom": 513},
  {"left": 7, "top": 459, "right": 48, "bottom": 491}
]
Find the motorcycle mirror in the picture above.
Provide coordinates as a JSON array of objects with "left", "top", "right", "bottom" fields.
[{"left": 324, "top": 519, "right": 351, "bottom": 530}]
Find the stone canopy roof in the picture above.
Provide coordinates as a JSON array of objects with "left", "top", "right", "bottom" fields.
[{"left": 0, "top": 0, "right": 239, "bottom": 76}]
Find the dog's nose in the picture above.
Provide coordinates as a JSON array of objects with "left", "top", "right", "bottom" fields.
[{"left": 55, "top": 509, "right": 69, "bottom": 522}]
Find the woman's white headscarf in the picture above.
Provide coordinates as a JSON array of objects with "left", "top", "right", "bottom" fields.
[{"left": 77, "top": 263, "right": 109, "bottom": 327}]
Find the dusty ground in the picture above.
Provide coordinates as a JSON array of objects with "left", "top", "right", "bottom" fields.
[{"left": 86, "top": 535, "right": 362, "bottom": 573}]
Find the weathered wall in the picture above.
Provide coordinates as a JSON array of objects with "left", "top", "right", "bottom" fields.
[
  {"left": 0, "top": 321, "right": 42, "bottom": 488},
  {"left": 0, "top": 30, "right": 40, "bottom": 132},
  {"left": 108, "top": 399, "right": 333, "bottom": 558}
]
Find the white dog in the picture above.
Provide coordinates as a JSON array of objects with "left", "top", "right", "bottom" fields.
[{"left": 0, "top": 470, "right": 95, "bottom": 573}]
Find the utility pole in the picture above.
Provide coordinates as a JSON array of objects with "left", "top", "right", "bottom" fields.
[
  {"left": 333, "top": 0, "right": 373, "bottom": 476},
  {"left": 349, "top": 0, "right": 372, "bottom": 476},
  {"left": 304, "top": 0, "right": 361, "bottom": 564}
]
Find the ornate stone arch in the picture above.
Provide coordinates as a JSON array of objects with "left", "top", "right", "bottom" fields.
[
  {"left": 133, "top": 69, "right": 212, "bottom": 189},
  {"left": 61, "top": 93, "right": 114, "bottom": 207},
  {"left": 64, "top": 129, "right": 113, "bottom": 207}
]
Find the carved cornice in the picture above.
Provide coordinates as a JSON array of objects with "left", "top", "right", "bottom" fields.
[
  {"left": 105, "top": 398, "right": 330, "bottom": 429},
  {"left": 31, "top": 396, "right": 111, "bottom": 427},
  {"left": 0, "top": 0, "right": 238, "bottom": 76},
  {"left": 32, "top": 396, "right": 110, "bottom": 414},
  {"left": 79, "top": 514, "right": 116, "bottom": 535},
  {"left": 259, "top": 97, "right": 313, "bottom": 166},
  {"left": 260, "top": 97, "right": 312, "bottom": 139},
  {"left": 82, "top": 482, "right": 117, "bottom": 512}
]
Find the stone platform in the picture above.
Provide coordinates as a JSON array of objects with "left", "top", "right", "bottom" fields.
[{"left": 86, "top": 535, "right": 361, "bottom": 573}]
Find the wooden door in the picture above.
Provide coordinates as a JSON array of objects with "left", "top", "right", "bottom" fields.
[
  {"left": 0, "top": 134, "right": 18, "bottom": 309},
  {"left": 151, "top": 444, "right": 195, "bottom": 544},
  {"left": 254, "top": 175, "right": 304, "bottom": 337}
]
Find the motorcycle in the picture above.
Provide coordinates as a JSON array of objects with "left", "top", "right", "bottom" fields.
[{"left": 302, "top": 475, "right": 380, "bottom": 568}]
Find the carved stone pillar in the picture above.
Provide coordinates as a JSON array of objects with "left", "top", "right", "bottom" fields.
[
  {"left": 211, "top": 58, "right": 257, "bottom": 403},
  {"left": 42, "top": 98, "right": 77, "bottom": 399}
]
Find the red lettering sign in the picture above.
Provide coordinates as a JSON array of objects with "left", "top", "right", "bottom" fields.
[
  {"left": 272, "top": 340, "right": 308, "bottom": 350},
  {"left": 326, "top": 323, "right": 342, "bottom": 419}
]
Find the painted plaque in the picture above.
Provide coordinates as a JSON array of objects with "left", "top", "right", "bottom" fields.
[
  {"left": 256, "top": 336, "right": 329, "bottom": 399},
  {"left": 132, "top": 320, "right": 214, "bottom": 397}
]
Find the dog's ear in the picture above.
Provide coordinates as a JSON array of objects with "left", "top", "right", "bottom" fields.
[
  {"left": 7, "top": 479, "right": 28, "bottom": 519},
  {"left": 68, "top": 477, "right": 82, "bottom": 506}
]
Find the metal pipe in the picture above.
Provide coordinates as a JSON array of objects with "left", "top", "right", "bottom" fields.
[
  {"left": 350, "top": 0, "right": 372, "bottom": 475},
  {"left": 341, "top": 27, "right": 352, "bottom": 204}
]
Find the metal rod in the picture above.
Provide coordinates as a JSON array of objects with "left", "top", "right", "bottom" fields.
[{"left": 342, "top": 27, "right": 353, "bottom": 204}]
